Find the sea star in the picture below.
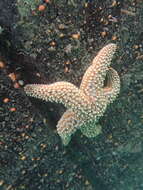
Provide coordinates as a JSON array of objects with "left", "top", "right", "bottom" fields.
[{"left": 24, "top": 43, "right": 120, "bottom": 145}]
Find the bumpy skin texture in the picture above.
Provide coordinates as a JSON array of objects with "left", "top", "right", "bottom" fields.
[{"left": 24, "top": 43, "right": 120, "bottom": 145}]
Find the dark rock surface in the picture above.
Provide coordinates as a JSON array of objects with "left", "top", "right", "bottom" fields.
[{"left": 0, "top": 0, "right": 143, "bottom": 189}]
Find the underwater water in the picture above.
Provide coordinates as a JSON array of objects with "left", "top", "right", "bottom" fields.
[{"left": 0, "top": 0, "right": 143, "bottom": 190}]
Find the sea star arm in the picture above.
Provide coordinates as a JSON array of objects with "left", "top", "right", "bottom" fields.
[
  {"left": 24, "top": 81, "right": 92, "bottom": 116},
  {"left": 80, "top": 43, "right": 117, "bottom": 98},
  {"left": 80, "top": 120, "right": 102, "bottom": 138},
  {"left": 103, "top": 67, "right": 120, "bottom": 103},
  {"left": 56, "top": 110, "right": 82, "bottom": 145},
  {"left": 57, "top": 108, "right": 102, "bottom": 145}
]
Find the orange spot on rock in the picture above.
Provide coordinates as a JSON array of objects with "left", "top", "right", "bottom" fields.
[
  {"left": 0, "top": 61, "right": 5, "bottom": 68},
  {"left": 112, "top": 35, "right": 117, "bottom": 41},
  {"left": 8, "top": 73, "right": 17, "bottom": 82},
  {"left": 50, "top": 41, "right": 56, "bottom": 46},
  {"left": 64, "top": 67, "right": 69, "bottom": 73},
  {"left": 38, "top": 4, "right": 46, "bottom": 11},
  {"left": 10, "top": 107, "right": 16, "bottom": 112},
  {"left": 72, "top": 33, "right": 80, "bottom": 39},
  {"left": 101, "top": 31, "right": 107, "bottom": 37},
  {"left": 45, "top": 0, "right": 51, "bottom": 3},
  {"left": 14, "top": 82, "right": 20, "bottom": 89},
  {"left": 3, "top": 98, "right": 10, "bottom": 103}
]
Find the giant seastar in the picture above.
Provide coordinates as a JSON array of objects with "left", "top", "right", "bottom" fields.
[{"left": 24, "top": 43, "right": 120, "bottom": 145}]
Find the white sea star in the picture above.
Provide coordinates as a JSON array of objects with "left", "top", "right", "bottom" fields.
[{"left": 24, "top": 43, "right": 120, "bottom": 145}]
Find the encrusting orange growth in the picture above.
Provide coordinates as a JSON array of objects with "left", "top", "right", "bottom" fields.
[
  {"left": 38, "top": 4, "right": 46, "bottom": 11},
  {"left": 3, "top": 98, "right": 10, "bottom": 103},
  {"left": 8, "top": 73, "right": 17, "bottom": 82},
  {"left": 45, "top": 0, "right": 51, "bottom": 3},
  {"left": 0, "top": 61, "right": 5, "bottom": 68},
  {"left": 72, "top": 33, "right": 80, "bottom": 39},
  {"left": 9, "top": 107, "right": 16, "bottom": 112}
]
